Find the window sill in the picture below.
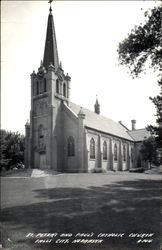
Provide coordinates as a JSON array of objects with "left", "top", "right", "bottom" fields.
[
  {"left": 33, "top": 92, "right": 48, "bottom": 99},
  {"left": 55, "top": 93, "right": 68, "bottom": 100}
]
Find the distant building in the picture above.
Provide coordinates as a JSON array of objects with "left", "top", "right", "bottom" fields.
[{"left": 25, "top": 6, "right": 150, "bottom": 172}]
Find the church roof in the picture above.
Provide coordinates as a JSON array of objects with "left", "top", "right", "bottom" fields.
[
  {"left": 69, "top": 102, "right": 134, "bottom": 141},
  {"left": 43, "top": 9, "right": 59, "bottom": 69},
  {"left": 128, "top": 129, "right": 150, "bottom": 142}
]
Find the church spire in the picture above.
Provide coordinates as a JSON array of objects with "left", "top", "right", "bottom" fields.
[
  {"left": 94, "top": 95, "right": 100, "bottom": 114},
  {"left": 43, "top": 2, "right": 59, "bottom": 70}
]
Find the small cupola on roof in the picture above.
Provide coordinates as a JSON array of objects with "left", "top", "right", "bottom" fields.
[
  {"left": 43, "top": 4, "right": 59, "bottom": 70},
  {"left": 94, "top": 96, "right": 100, "bottom": 114}
]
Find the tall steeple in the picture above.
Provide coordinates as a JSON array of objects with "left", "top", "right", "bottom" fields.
[
  {"left": 43, "top": 4, "right": 59, "bottom": 70},
  {"left": 94, "top": 96, "right": 100, "bottom": 114}
]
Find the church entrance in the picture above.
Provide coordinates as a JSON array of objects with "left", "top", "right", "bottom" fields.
[{"left": 40, "top": 153, "right": 46, "bottom": 169}]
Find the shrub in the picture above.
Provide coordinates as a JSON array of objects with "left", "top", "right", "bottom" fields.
[
  {"left": 90, "top": 168, "right": 106, "bottom": 173},
  {"left": 129, "top": 167, "right": 145, "bottom": 173}
]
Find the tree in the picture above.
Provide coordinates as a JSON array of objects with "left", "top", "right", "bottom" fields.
[
  {"left": 0, "top": 130, "right": 10, "bottom": 170},
  {"left": 118, "top": 5, "right": 162, "bottom": 77},
  {"left": 147, "top": 78, "right": 162, "bottom": 147},
  {"left": 140, "top": 136, "right": 159, "bottom": 169},
  {"left": 118, "top": 5, "right": 162, "bottom": 160},
  {"left": 0, "top": 130, "right": 25, "bottom": 171}
]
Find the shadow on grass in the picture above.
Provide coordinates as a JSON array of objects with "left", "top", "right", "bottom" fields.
[{"left": 1, "top": 179, "right": 161, "bottom": 249}]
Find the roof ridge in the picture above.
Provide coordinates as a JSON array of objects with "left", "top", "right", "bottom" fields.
[
  {"left": 70, "top": 101, "right": 121, "bottom": 125},
  {"left": 70, "top": 102, "right": 134, "bottom": 141},
  {"left": 129, "top": 128, "right": 147, "bottom": 132},
  {"left": 63, "top": 102, "right": 78, "bottom": 118}
]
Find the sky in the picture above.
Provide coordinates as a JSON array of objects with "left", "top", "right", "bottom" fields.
[{"left": 1, "top": 0, "right": 160, "bottom": 134}]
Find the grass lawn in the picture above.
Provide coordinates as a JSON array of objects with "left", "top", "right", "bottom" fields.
[{"left": 1, "top": 172, "right": 161, "bottom": 250}]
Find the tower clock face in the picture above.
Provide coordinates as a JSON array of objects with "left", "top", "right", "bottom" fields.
[
  {"left": 56, "top": 70, "right": 64, "bottom": 81},
  {"left": 58, "top": 74, "right": 63, "bottom": 81},
  {"left": 38, "top": 71, "right": 44, "bottom": 78}
]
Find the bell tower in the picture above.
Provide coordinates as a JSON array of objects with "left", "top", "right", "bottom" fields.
[{"left": 27, "top": 3, "right": 71, "bottom": 170}]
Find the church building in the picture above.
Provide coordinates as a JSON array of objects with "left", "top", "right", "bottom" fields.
[{"left": 25, "top": 5, "right": 150, "bottom": 172}]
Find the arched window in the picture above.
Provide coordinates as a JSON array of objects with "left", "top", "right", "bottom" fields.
[
  {"left": 114, "top": 144, "right": 117, "bottom": 161},
  {"left": 90, "top": 138, "right": 95, "bottom": 159},
  {"left": 44, "top": 78, "right": 47, "bottom": 92},
  {"left": 123, "top": 145, "right": 126, "bottom": 161},
  {"left": 103, "top": 141, "right": 107, "bottom": 160},
  {"left": 36, "top": 80, "right": 39, "bottom": 95},
  {"left": 38, "top": 125, "right": 46, "bottom": 153},
  {"left": 63, "top": 83, "right": 66, "bottom": 97},
  {"left": 40, "top": 81, "right": 44, "bottom": 94},
  {"left": 33, "top": 85, "right": 35, "bottom": 96},
  {"left": 38, "top": 125, "right": 44, "bottom": 139},
  {"left": 56, "top": 79, "right": 59, "bottom": 94},
  {"left": 67, "top": 136, "right": 75, "bottom": 156}
]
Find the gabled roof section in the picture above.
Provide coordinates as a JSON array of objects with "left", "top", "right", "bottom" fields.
[
  {"left": 43, "top": 9, "right": 59, "bottom": 69},
  {"left": 69, "top": 102, "right": 134, "bottom": 141},
  {"left": 63, "top": 102, "right": 78, "bottom": 119},
  {"left": 128, "top": 129, "right": 150, "bottom": 142}
]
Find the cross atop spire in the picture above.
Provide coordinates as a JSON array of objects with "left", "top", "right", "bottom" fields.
[
  {"left": 48, "top": 0, "right": 53, "bottom": 13},
  {"left": 43, "top": 0, "right": 59, "bottom": 70}
]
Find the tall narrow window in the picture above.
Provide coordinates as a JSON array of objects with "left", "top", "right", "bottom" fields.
[
  {"left": 63, "top": 83, "right": 66, "bottom": 97},
  {"left": 44, "top": 78, "right": 47, "bottom": 92},
  {"left": 36, "top": 80, "right": 39, "bottom": 95},
  {"left": 67, "top": 136, "right": 75, "bottom": 156},
  {"left": 114, "top": 144, "right": 117, "bottom": 161},
  {"left": 38, "top": 124, "right": 46, "bottom": 153},
  {"left": 56, "top": 79, "right": 59, "bottom": 93},
  {"left": 131, "top": 147, "right": 134, "bottom": 162},
  {"left": 38, "top": 124, "right": 44, "bottom": 139},
  {"left": 90, "top": 138, "right": 95, "bottom": 159},
  {"left": 123, "top": 145, "right": 126, "bottom": 161},
  {"left": 33, "top": 85, "right": 35, "bottom": 96},
  {"left": 103, "top": 141, "right": 107, "bottom": 160}
]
